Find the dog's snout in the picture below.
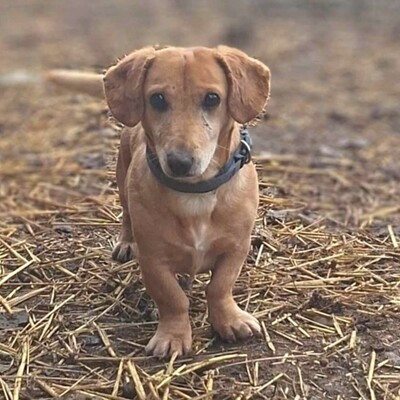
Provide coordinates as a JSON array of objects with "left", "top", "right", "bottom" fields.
[{"left": 166, "top": 151, "right": 194, "bottom": 177}]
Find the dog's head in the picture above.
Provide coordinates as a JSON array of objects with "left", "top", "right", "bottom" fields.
[{"left": 103, "top": 46, "right": 270, "bottom": 179}]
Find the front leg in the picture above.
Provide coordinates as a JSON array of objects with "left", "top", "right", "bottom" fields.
[
  {"left": 140, "top": 258, "right": 192, "bottom": 358},
  {"left": 112, "top": 130, "right": 136, "bottom": 263},
  {"left": 112, "top": 210, "right": 136, "bottom": 262},
  {"left": 207, "top": 247, "right": 261, "bottom": 342}
]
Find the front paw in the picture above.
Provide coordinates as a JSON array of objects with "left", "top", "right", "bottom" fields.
[
  {"left": 209, "top": 303, "right": 261, "bottom": 343},
  {"left": 112, "top": 241, "right": 136, "bottom": 263},
  {"left": 145, "top": 321, "right": 192, "bottom": 359}
]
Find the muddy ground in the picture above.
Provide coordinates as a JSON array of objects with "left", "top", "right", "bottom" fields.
[{"left": 0, "top": 1, "right": 399, "bottom": 399}]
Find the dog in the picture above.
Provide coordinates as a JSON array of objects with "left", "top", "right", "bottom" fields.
[{"left": 48, "top": 46, "right": 271, "bottom": 358}]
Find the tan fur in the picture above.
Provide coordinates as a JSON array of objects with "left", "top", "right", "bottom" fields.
[{"left": 49, "top": 46, "right": 271, "bottom": 358}]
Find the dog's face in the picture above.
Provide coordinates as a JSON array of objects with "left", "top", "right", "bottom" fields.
[
  {"left": 143, "top": 49, "right": 232, "bottom": 178},
  {"left": 103, "top": 46, "right": 270, "bottom": 179}
]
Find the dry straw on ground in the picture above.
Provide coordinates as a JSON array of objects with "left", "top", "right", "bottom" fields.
[{"left": 1, "top": 94, "right": 399, "bottom": 400}]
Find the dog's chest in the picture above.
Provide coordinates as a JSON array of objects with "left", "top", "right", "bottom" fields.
[
  {"left": 174, "top": 193, "right": 217, "bottom": 217},
  {"left": 190, "top": 222, "right": 208, "bottom": 250},
  {"left": 184, "top": 221, "right": 214, "bottom": 274}
]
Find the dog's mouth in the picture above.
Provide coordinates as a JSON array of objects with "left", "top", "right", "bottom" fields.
[
  {"left": 164, "top": 169, "right": 196, "bottom": 180},
  {"left": 148, "top": 148, "right": 216, "bottom": 182},
  {"left": 157, "top": 150, "right": 214, "bottom": 180},
  {"left": 162, "top": 162, "right": 201, "bottom": 181}
]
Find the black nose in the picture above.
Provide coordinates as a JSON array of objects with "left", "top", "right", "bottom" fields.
[{"left": 166, "top": 151, "right": 194, "bottom": 177}]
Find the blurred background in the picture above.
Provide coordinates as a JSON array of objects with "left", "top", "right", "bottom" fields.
[
  {"left": 0, "top": 0, "right": 400, "bottom": 226},
  {"left": 1, "top": 0, "right": 400, "bottom": 152},
  {"left": 1, "top": 0, "right": 399, "bottom": 225}
]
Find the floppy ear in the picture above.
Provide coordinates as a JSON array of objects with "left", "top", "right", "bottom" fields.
[
  {"left": 103, "top": 47, "right": 155, "bottom": 127},
  {"left": 215, "top": 46, "right": 271, "bottom": 124}
]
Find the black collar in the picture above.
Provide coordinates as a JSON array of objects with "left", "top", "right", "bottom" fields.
[{"left": 146, "top": 127, "right": 253, "bottom": 194}]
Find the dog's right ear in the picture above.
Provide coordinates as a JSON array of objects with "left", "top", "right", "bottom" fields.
[{"left": 103, "top": 47, "right": 155, "bottom": 127}]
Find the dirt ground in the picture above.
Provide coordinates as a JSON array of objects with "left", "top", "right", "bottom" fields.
[{"left": 1, "top": 1, "right": 399, "bottom": 399}]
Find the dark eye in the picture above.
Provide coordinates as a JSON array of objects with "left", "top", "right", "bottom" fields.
[
  {"left": 203, "top": 92, "right": 220, "bottom": 109},
  {"left": 150, "top": 93, "right": 168, "bottom": 111}
]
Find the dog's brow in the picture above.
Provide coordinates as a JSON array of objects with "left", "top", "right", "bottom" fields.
[
  {"left": 147, "top": 84, "right": 175, "bottom": 93},
  {"left": 183, "top": 52, "right": 191, "bottom": 93}
]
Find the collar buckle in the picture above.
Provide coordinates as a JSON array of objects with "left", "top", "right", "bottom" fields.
[{"left": 236, "top": 127, "right": 253, "bottom": 167}]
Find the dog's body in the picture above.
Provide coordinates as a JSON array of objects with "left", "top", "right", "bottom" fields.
[{"left": 48, "top": 46, "right": 270, "bottom": 358}]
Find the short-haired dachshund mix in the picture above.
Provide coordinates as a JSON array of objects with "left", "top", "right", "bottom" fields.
[{"left": 48, "top": 46, "right": 271, "bottom": 358}]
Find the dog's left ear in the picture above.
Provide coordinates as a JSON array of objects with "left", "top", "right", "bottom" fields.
[{"left": 215, "top": 46, "right": 271, "bottom": 124}]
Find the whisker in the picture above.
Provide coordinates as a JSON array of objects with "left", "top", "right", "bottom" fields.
[
  {"left": 216, "top": 144, "right": 231, "bottom": 152},
  {"left": 209, "top": 159, "right": 223, "bottom": 170}
]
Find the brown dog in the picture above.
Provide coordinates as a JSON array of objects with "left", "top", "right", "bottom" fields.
[{"left": 48, "top": 46, "right": 270, "bottom": 358}]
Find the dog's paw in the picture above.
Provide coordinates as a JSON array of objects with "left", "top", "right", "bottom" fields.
[
  {"left": 112, "top": 241, "right": 136, "bottom": 263},
  {"left": 145, "top": 324, "right": 192, "bottom": 359},
  {"left": 210, "top": 306, "right": 261, "bottom": 343}
]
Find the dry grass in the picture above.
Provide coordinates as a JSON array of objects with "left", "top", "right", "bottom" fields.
[{"left": 0, "top": 91, "right": 399, "bottom": 400}]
